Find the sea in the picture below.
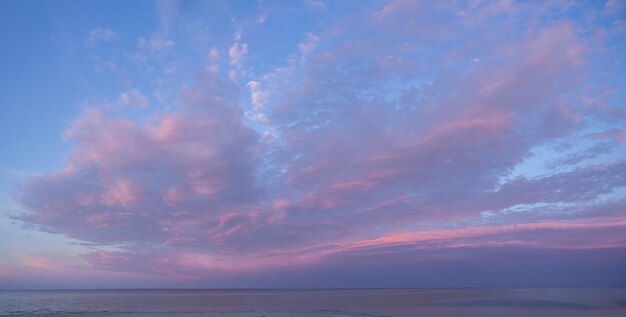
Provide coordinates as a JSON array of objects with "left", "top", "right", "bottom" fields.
[{"left": 1, "top": 288, "right": 625, "bottom": 317}]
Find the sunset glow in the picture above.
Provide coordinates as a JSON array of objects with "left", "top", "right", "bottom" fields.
[{"left": 1, "top": 0, "right": 625, "bottom": 289}]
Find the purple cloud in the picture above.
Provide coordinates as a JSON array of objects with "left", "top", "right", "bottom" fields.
[{"left": 12, "top": 0, "right": 626, "bottom": 283}]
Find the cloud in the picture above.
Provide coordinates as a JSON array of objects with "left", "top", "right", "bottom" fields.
[
  {"left": 228, "top": 36, "right": 249, "bottom": 80},
  {"left": 257, "top": 14, "right": 266, "bottom": 24},
  {"left": 229, "top": 42, "right": 248, "bottom": 68},
  {"left": 84, "top": 28, "right": 119, "bottom": 46},
  {"left": 605, "top": 0, "right": 626, "bottom": 15},
  {"left": 117, "top": 89, "right": 148, "bottom": 108},
  {"left": 303, "top": 0, "right": 326, "bottom": 11},
  {"left": 13, "top": 0, "right": 626, "bottom": 282},
  {"left": 155, "top": 0, "right": 180, "bottom": 35},
  {"left": 80, "top": 212, "right": 626, "bottom": 279},
  {"left": 298, "top": 33, "right": 319, "bottom": 57},
  {"left": 137, "top": 36, "right": 174, "bottom": 52},
  {"left": 18, "top": 74, "right": 262, "bottom": 249},
  {"left": 21, "top": 256, "right": 53, "bottom": 270},
  {"left": 592, "top": 128, "right": 626, "bottom": 142},
  {"left": 204, "top": 47, "right": 220, "bottom": 74},
  {"left": 247, "top": 80, "right": 269, "bottom": 111},
  {"left": 264, "top": 22, "right": 587, "bottom": 233}
]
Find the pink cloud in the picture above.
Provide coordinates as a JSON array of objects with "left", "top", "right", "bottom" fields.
[
  {"left": 22, "top": 257, "right": 53, "bottom": 270},
  {"left": 593, "top": 128, "right": 626, "bottom": 142},
  {"left": 77, "top": 214, "right": 626, "bottom": 279},
  {"left": 0, "top": 265, "right": 8, "bottom": 276},
  {"left": 13, "top": 0, "right": 626, "bottom": 283}
]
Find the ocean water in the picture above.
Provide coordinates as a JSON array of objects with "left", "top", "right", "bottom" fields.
[{"left": 1, "top": 289, "right": 625, "bottom": 317}]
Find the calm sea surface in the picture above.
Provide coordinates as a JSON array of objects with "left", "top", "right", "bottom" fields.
[{"left": 1, "top": 289, "right": 625, "bottom": 317}]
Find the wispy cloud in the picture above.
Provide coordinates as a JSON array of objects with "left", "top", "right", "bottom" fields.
[
  {"left": 117, "top": 89, "right": 148, "bottom": 108},
  {"left": 84, "top": 28, "right": 119, "bottom": 46},
  {"left": 137, "top": 36, "right": 174, "bottom": 52},
  {"left": 9, "top": 0, "right": 626, "bottom": 284}
]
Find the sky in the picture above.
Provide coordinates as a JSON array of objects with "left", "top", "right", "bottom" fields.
[{"left": 0, "top": 0, "right": 625, "bottom": 289}]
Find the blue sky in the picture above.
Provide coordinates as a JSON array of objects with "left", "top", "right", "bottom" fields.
[{"left": 1, "top": 0, "right": 626, "bottom": 289}]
